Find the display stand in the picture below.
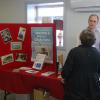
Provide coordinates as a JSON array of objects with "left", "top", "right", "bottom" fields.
[
  {"left": 0, "top": 23, "right": 63, "bottom": 100},
  {"left": 0, "top": 23, "right": 56, "bottom": 71},
  {"left": 30, "top": 23, "right": 57, "bottom": 72}
]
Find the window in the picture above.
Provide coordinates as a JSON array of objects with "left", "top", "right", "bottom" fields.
[{"left": 27, "top": 2, "right": 64, "bottom": 47}]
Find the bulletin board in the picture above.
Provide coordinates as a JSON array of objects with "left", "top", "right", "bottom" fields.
[{"left": 0, "top": 23, "right": 56, "bottom": 72}]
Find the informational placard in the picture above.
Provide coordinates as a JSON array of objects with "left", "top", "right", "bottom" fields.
[{"left": 31, "top": 27, "right": 53, "bottom": 63}]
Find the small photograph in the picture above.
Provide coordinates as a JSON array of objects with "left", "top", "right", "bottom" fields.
[
  {"left": 39, "top": 47, "right": 49, "bottom": 56},
  {"left": 0, "top": 28, "right": 12, "bottom": 44},
  {"left": 17, "top": 27, "right": 26, "bottom": 41},
  {"left": 35, "top": 46, "right": 50, "bottom": 57},
  {"left": 33, "top": 63, "right": 43, "bottom": 70},
  {"left": 35, "top": 63, "right": 42, "bottom": 68},
  {"left": 53, "top": 20, "right": 63, "bottom": 30},
  {"left": 1, "top": 53, "right": 14, "bottom": 65},
  {"left": 33, "top": 46, "right": 53, "bottom": 63},
  {"left": 16, "top": 53, "right": 27, "bottom": 62},
  {"left": 11, "top": 42, "right": 22, "bottom": 50}
]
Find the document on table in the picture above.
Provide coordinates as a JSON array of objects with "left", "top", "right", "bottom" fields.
[
  {"left": 41, "top": 71, "right": 55, "bottom": 76},
  {"left": 25, "top": 70, "right": 39, "bottom": 74}
]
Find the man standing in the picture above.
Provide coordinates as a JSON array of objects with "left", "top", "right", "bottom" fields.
[{"left": 84, "top": 14, "right": 100, "bottom": 50}]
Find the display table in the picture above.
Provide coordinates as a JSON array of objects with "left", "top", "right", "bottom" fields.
[
  {"left": 0, "top": 66, "right": 64, "bottom": 100},
  {"left": 0, "top": 23, "right": 63, "bottom": 100}
]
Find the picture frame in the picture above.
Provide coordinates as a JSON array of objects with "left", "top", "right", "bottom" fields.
[
  {"left": 11, "top": 42, "right": 22, "bottom": 50},
  {"left": 0, "top": 28, "right": 12, "bottom": 44},
  {"left": 17, "top": 27, "right": 26, "bottom": 41},
  {"left": 53, "top": 19, "right": 63, "bottom": 30},
  {"left": 1, "top": 53, "right": 14, "bottom": 65},
  {"left": 15, "top": 53, "right": 27, "bottom": 62}
]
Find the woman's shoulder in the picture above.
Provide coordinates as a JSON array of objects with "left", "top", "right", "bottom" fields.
[
  {"left": 70, "top": 45, "right": 96, "bottom": 53},
  {"left": 68, "top": 46, "right": 81, "bottom": 54},
  {"left": 90, "top": 47, "right": 100, "bottom": 56}
]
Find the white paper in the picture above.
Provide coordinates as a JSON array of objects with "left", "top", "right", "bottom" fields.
[
  {"left": 41, "top": 71, "right": 55, "bottom": 76},
  {"left": 32, "top": 53, "right": 46, "bottom": 70},
  {"left": 25, "top": 70, "right": 39, "bottom": 74}
]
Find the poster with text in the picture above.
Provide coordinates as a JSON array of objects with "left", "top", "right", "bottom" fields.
[{"left": 31, "top": 27, "right": 53, "bottom": 63}]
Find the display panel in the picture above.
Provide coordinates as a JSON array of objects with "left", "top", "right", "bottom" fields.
[
  {"left": 0, "top": 23, "right": 32, "bottom": 69},
  {"left": 31, "top": 27, "right": 53, "bottom": 63},
  {"left": 30, "top": 24, "right": 56, "bottom": 71},
  {"left": 0, "top": 23, "right": 56, "bottom": 72}
]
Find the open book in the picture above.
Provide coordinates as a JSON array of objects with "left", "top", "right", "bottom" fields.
[{"left": 32, "top": 53, "right": 46, "bottom": 70}]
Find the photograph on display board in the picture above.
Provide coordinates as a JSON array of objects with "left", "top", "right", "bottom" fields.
[
  {"left": 15, "top": 53, "right": 27, "bottom": 62},
  {"left": 34, "top": 46, "right": 51, "bottom": 62},
  {"left": 11, "top": 42, "right": 22, "bottom": 50},
  {"left": 31, "top": 27, "right": 53, "bottom": 63},
  {"left": 0, "top": 28, "right": 12, "bottom": 44},
  {"left": 17, "top": 27, "right": 26, "bottom": 41},
  {"left": 1, "top": 53, "right": 14, "bottom": 65},
  {"left": 53, "top": 20, "right": 63, "bottom": 30}
]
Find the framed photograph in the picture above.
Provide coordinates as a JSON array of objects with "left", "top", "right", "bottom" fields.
[
  {"left": 17, "top": 27, "right": 26, "bottom": 41},
  {"left": 16, "top": 53, "right": 27, "bottom": 62},
  {"left": 1, "top": 53, "right": 14, "bottom": 65},
  {"left": 11, "top": 42, "right": 22, "bottom": 50},
  {"left": 0, "top": 28, "right": 12, "bottom": 44}
]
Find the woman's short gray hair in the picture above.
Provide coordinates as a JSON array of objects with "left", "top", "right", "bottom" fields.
[{"left": 80, "top": 30, "right": 96, "bottom": 46}]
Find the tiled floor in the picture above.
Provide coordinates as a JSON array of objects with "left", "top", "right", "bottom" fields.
[
  {"left": 0, "top": 90, "right": 31, "bottom": 100},
  {"left": 0, "top": 90, "right": 15, "bottom": 100},
  {"left": 0, "top": 90, "right": 57, "bottom": 100}
]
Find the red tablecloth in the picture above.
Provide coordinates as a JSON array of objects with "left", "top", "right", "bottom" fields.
[{"left": 0, "top": 67, "right": 64, "bottom": 100}]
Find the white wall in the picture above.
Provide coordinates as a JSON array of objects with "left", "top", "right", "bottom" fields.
[
  {"left": 64, "top": 0, "right": 100, "bottom": 58},
  {"left": 0, "top": 0, "right": 26, "bottom": 22},
  {"left": 0, "top": 0, "right": 62, "bottom": 22}
]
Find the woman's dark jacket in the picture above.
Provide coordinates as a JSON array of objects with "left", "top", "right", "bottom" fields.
[{"left": 61, "top": 45, "right": 100, "bottom": 100}]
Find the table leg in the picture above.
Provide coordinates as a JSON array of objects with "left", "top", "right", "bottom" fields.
[{"left": 4, "top": 90, "right": 10, "bottom": 100}]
